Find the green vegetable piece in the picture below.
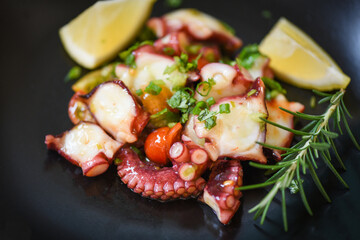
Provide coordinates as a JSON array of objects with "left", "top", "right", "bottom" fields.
[
  {"left": 186, "top": 44, "right": 202, "bottom": 55},
  {"left": 65, "top": 66, "right": 82, "bottom": 82},
  {"left": 165, "top": 0, "right": 183, "bottom": 8},
  {"left": 145, "top": 81, "right": 162, "bottom": 95},
  {"left": 236, "top": 44, "right": 261, "bottom": 69},
  {"left": 262, "top": 77, "right": 287, "bottom": 100},
  {"left": 163, "top": 47, "right": 175, "bottom": 55},
  {"left": 113, "top": 158, "right": 122, "bottom": 165},
  {"left": 247, "top": 89, "right": 257, "bottom": 97},
  {"left": 192, "top": 101, "right": 207, "bottom": 115},
  {"left": 206, "top": 97, "right": 215, "bottom": 107},
  {"left": 205, "top": 116, "right": 217, "bottom": 130},
  {"left": 219, "top": 103, "right": 231, "bottom": 114},
  {"left": 135, "top": 89, "right": 143, "bottom": 96},
  {"left": 119, "top": 40, "right": 154, "bottom": 68}
]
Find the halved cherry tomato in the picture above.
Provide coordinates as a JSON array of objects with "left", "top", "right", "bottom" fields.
[{"left": 144, "top": 127, "right": 170, "bottom": 165}]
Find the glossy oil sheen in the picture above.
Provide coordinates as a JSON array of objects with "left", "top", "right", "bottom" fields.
[{"left": 1, "top": 0, "right": 360, "bottom": 239}]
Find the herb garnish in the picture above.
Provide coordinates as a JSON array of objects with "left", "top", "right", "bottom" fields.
[
  {"left": 144, "top": 81, "right": 162, "bottom": 95},
  {"left": 65, "top": 66, "right": 82, "bottom": 82},
  {"left": 195, "top": 78, "right": 216, "bottom": 96},
  {"left": 163, "top": 47, "right": 175, "bottom": 55},
  {"left": 165, "top": 0, "right": 183, "bottom": 8},
  {"left": 135, "top": 89, "right": 143, "bottom": 96},
  {"left": 164, "top": 53, "right": 201, "bottom": 74},
  {"left": 165, "top": 81, "right": 228, "bottom": 129},
  {"left": 119, "top": 40, "right": 154, "bottom": 68},
  {"left": 261, "top": 77, "right": 287, "bottom": 100},
  {"left": 237, "top": 89, "right": 360, "bottom": 231},
  {"left": 236, "top": 44, "right": 262, "bottom": 69},
  {"left": 150, "top": 108, "right": 180, "bottom": 127}
]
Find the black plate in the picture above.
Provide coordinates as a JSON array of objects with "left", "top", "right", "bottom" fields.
[{"left": 1, "top": 0, "right": 360, "bottom": 239}]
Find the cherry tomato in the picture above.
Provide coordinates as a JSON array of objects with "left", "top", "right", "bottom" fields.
[{"left": 144, "top": 127, "right": 170, "bottom": 165}]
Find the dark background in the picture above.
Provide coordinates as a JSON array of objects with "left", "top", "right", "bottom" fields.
[{"left": 1, "top": 0, "right": 360, "bottom": 239}]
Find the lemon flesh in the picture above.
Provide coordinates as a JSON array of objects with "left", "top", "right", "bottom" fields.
[
  {"left": 60, "top": 0, "right": 155, "bottom": 69},
  {"left": 259, "top": 17, "right": 350, "bottom": 91}
]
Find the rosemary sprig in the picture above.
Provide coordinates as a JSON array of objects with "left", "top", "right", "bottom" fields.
[{"left": 237, "top": 89, "right": 359, "bottom": 231}]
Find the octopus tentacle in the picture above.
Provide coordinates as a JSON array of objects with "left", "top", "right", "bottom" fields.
[
  {"left": 80, "top": 80, "right": 150, "bottom": 145},
  {"left": 68, "top": 92, "right": 95, "bottom": 125},
  {"left": 147, "top": 9, "right": 242, "bottom": 52},
  {"left": 200, "top": 159, "right": 243, "bottom": 224},
  {"left": 117, "top": 148, "right": 205, "bottom": 200},
  {"left": 45, "top": 122, "right": 122, "bottom": 177}
]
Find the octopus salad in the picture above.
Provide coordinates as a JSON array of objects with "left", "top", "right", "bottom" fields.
[{"left": 46, "top": 9, "right": 304, "bottom": 224}]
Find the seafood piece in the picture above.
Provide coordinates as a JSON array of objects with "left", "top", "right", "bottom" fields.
[
  {"left": 153, "top": 31, "right": 221, "bottom": 68},
  {"left": 45, "top": 122, "right": 122, "bottom": 177},
  {"left": 195, "top": 63, "right": 254, "bottom": 101},
  {"left": 81, "top": 80, "right": 149, "bottom": 144},
  {"left": 247, "top": 56, "right": 274, "bottom": 79},
  {"left": 153, "top": 31, "right": 190, "bottom": 56},
  {"left": 117, "top": 148, "right": 206, "bottom": 200},
  {"left": 68, "top": 92, "right": 95, "bottom": 125},
  {"left": 266, "top": 94, "right": 305, "bottom": 160},
  {"left": 147, "top": 9, "right": 242, "bottom": 52},
  {"left": 194, "top": 79, "right": 268, "bottom": 163},
  {"left": 115, "top": 45, "right": 191, "bottom": 94},
  {"left": 200, "top": 159, "right": 243, "bottom": 224}
]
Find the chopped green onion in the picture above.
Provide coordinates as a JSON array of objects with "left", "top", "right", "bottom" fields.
[
  {"left": 119, "top": 40, "right": 153, "bottom": 68},
  {"left": 205, "top": 116, "right": 217, "bottom": 129},
  {"left": 192, "top": 101, "right": 207, "bottom": 115},
  {"left": 247, "top": 89, "right": 257, "bottom": 97},
  {"left": 196, "top": 78, "right": 216, "bottom": 97},
  {"left": 150, "top": 108, "right": 168, "bottom": 119},
  {"left": 165, "top": 0, "right": 183, "bottom": 8},
  {"left": 124, "top": 54, "right": 136, "bottom": 68},
  {"left": 163, "top": 47, "right": 175, "bottom": 55},
  {"left": 163, "top": 64, "right": 177, "bottom": 75},
  {"left": 65, "top": 66, "right": 82, "bottom": 82},
  {"left": 236, "top": 44, "right": 261, "bottom": 69},
  {"left": 262, "top": 77, "right": 287, "bottom": 100},
  {"left": 145, "top": 81, "right": 162, "bottom": 95},
  {"left": 168, "top": 122, "right": 177, "bottom": 128},
  {"left": 206, "top": 97, "right": 216, "bottom": 107},
  {"left": 219, "top": 103, "right": 231, "bottom": 114},
  {"left": 186, "top": 44, "right": 202, "bottom": 55},
  {"left": 113, "top": 158, "right": 122, "bottom": 165},
  {"left": 136, "top": 89, "right": 143, "bottom": 96}
]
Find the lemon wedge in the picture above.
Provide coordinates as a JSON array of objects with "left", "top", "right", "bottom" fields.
[
  {"left": 259, "top": 17, "right": 350, "bottom": 91},
  {"left": 59, "top": 0, "right": 155, "bottom": 69}
]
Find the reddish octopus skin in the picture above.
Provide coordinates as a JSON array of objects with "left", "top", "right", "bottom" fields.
[
  {"left": 68, "top": 92, "right": 95, "bottom": 125},
  {"left": 117, "top": 148, "right": 206, "bottom": 200},
  {"left": 200, "top": 159, "right": 243, "bottom": 224}
]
